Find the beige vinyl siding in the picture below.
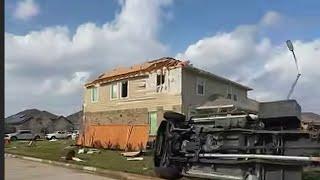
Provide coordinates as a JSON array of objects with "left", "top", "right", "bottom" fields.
[
  {"left": 84, "top": 68, "right": 183, "bottom": 113},
  {"left": 181, "top": 68, "right": 248, "bottom": 114}
]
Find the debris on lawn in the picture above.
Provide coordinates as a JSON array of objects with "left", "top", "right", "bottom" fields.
[
  {"left": 87, "top": 149, "right": 100, "bottom": 154},
  {"left": 27, "top": 141, "right": 34, "bottom": 146},
  {"left": 72, "top": 157, "right": 85, "bottom": 162},
  {"left": 49, "top": 139, "right": 57, "bottom": 142},
  {"left": 121, "top": 151, "right": 141, "bottom": 157},
  {"left": 66, "top": 150, "right": 76, "bottom": 160},
  {"left": 77, "top": 148, "right": 100, "bottom": 154},
  {"left": 78, "top": 148, "right": 85, "bottom": 154},
  {"left": 64, "top": 149, "right": 85, "bottom": 162},
  {"left": 126, "top": 157, "right": 143, "bottom": 161}
]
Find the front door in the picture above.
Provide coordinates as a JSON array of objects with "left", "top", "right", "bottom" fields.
[{"left": 149, "top": 112, "right": 158, "bottom": 135}]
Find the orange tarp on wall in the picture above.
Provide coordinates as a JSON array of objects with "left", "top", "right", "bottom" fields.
[{"left": 77, "top": 124, "right": 149, "bottom": 151}]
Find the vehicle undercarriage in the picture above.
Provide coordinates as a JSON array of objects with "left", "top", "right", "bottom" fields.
[{"left": 154, "top": 100, "right": 320, "bottom": 180}]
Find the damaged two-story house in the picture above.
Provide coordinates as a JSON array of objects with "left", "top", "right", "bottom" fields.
[{"left": 78, "top": 57, "right": 253, "bottom": 150}]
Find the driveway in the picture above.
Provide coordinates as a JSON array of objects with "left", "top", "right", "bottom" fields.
[{"left": 5, "top": 156, "right": 116, "bottom": 180}]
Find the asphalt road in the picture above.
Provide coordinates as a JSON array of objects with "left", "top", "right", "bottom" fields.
[{"left": 5, "top": 156, "right": 116, "bottom": 180}]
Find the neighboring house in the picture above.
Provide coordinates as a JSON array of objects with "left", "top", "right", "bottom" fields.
[
  {"left": 52, "top": 116, "right": 74, "bottom": 132},
  {"left": 67, "top": 111, "right": 82, "bottom": 130},
  {"left": 79, "top": 57, "right": 252, "bottom": 150},
  {"left": 5, "top": 109, "right": 74, "bottom": 134},
  {"left": 301, "top": 112, "right": 320, "bottom": 130}
]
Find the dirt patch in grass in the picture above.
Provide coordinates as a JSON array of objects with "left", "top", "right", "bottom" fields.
[{"left": 5, "top": 140, "right": 155, "bottom": 176}]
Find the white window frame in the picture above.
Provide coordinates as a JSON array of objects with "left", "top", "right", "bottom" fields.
[
  {"left": 196, "top": 78, "right": 205, "bottom": 96},
  {"left": 110, "top": 83, "right": 119, "bottom": 100},
  {"left": 91, "top": 87, "right": 99, "bottom": 103},
  {"left": 156, "top": 73, "right": 166, "bottom": 93},
  {"left": 120, "top": 80, "right": 129, "bottom": 99}
]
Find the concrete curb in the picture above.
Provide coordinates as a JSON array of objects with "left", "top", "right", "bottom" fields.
[{"left": 5, "top": 153, "right": 160, "bottom": 180}]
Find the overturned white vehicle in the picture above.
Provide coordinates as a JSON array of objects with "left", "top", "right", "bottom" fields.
[{"left": 154, "top": 99, "right": 320, "bottom": 180}]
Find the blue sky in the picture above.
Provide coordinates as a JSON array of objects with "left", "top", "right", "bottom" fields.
[
  {"left": 4, "top": 0, "right": 320, "bottom": 116},
  {"left": 6, "top": 0, "right": 320, "bottom": 53}
]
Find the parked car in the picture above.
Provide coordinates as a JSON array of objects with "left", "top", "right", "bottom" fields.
[
  {"left": 45, "top": 131, "right": 71, "bottom": 140},
  {"left": 5, "top": 130, "right": 41, "bottom": 141}
]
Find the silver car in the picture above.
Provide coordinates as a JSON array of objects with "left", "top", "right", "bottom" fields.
[
  {"left": 6, "top": 130, "right": 41, "bottom": 141},
  {"left": 45, "top": 131, "right": 71, "bottom": 140}
]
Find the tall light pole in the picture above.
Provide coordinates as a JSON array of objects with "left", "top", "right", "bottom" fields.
[{"left": 286, "top": 40, "right": 301, "bottom": 99}]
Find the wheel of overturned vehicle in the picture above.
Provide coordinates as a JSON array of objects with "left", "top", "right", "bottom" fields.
[
  {"left": 10, "top": 136, "right": 17, "bottom": 141},
  {"left": 154, "top": 121, "right": 182, "bottom": 179},
  {"left": 163, "top": 111, "right": 186, "bottom": 123}
]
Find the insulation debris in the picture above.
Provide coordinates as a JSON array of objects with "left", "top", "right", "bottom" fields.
[
  {"left": 121, "top": 151, "right": 141, "bottom": 157},
  {"left": 126, "top": 157, "right": 143, "bottom": 161}
]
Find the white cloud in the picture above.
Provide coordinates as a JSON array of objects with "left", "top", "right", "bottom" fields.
[
  {"left": 260, "top": 11, "right": 282, "bottom": 27},
  {"left": 176, "top": 11, "right": 320, "bottom": 113},
  {"left": 56, "top": 72, "right": 90, "bottom": 95},
  {"left": 5, "top": 0, "right": 172, "bottom": 116},
  {"left": 6, "top": 6, "right": 320, "bottom": 116},
  {"left": 13, "top": 0, "right": 39, "bottom": 20}
]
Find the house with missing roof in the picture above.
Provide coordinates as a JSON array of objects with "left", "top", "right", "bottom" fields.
[{"left": 78, "top": 57, "right": 254, "bottom": 150}]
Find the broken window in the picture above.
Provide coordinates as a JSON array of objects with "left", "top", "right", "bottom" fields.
[
  {"left": 196, "top": 78, "right": 205, "bottom": 95},
  {"left": 91, "top": 87, "right": 98, "bottom": 102},
  {"left": 157, "top": 74, "right": 165, "bottom": 86},
  {"left": 121, "top": 81, "right": 128, "bottom": 98},
  {"left": 111, "top": 83, "right": 118, "bottom": 99},
  {"left": 156, "top": 73, "right": 166, "bottom": 92}
]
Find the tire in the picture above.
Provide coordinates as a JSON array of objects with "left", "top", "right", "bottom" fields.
[
  {"left": 50, "top": 136, "right": 56, "bottom": 140},
  {"left": 154, "top": 121, "right": 182, "bottom": 179},
  {"left": 34, "top": 135, "right": 40, "bottom": 140},
  {"left": 10, "top": 136, "right": 17, "bottom": 141},
  {"left": 163, "top": 111, "right": 186, "bottom": 122},
  {"left": 154, "top": 167, "right": 182, "bottom": 180}
]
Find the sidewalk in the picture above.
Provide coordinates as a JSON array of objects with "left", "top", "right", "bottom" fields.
[{"left": 5, "top": 153, "right": 161, "bottom": 180}]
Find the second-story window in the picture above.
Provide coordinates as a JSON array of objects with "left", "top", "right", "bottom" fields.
[
  {"left": 91, "top": 87, "right": 98, "bottom": 102},
  {"left": 111, "top": 83, "right": 118, "bottom": 99},
  {"left": 196, "top": 78, "right": 205, "bottom": 96},
  {"left": 156, "top": 74, "right": 165, "bottom": 92},
  {"left": 157, "top": 74, "right": 165, "bottom": 86},
  {"left": 121, "top": 81, "right": 128, "bottom": 98}
]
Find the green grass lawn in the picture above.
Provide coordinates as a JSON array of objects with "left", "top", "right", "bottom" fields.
[
  {"left": 5, "top": 140, "right": 155, "bottom": 176},
  {"left": 5, "top": 140, "right": 320, "bottom": 179}
]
